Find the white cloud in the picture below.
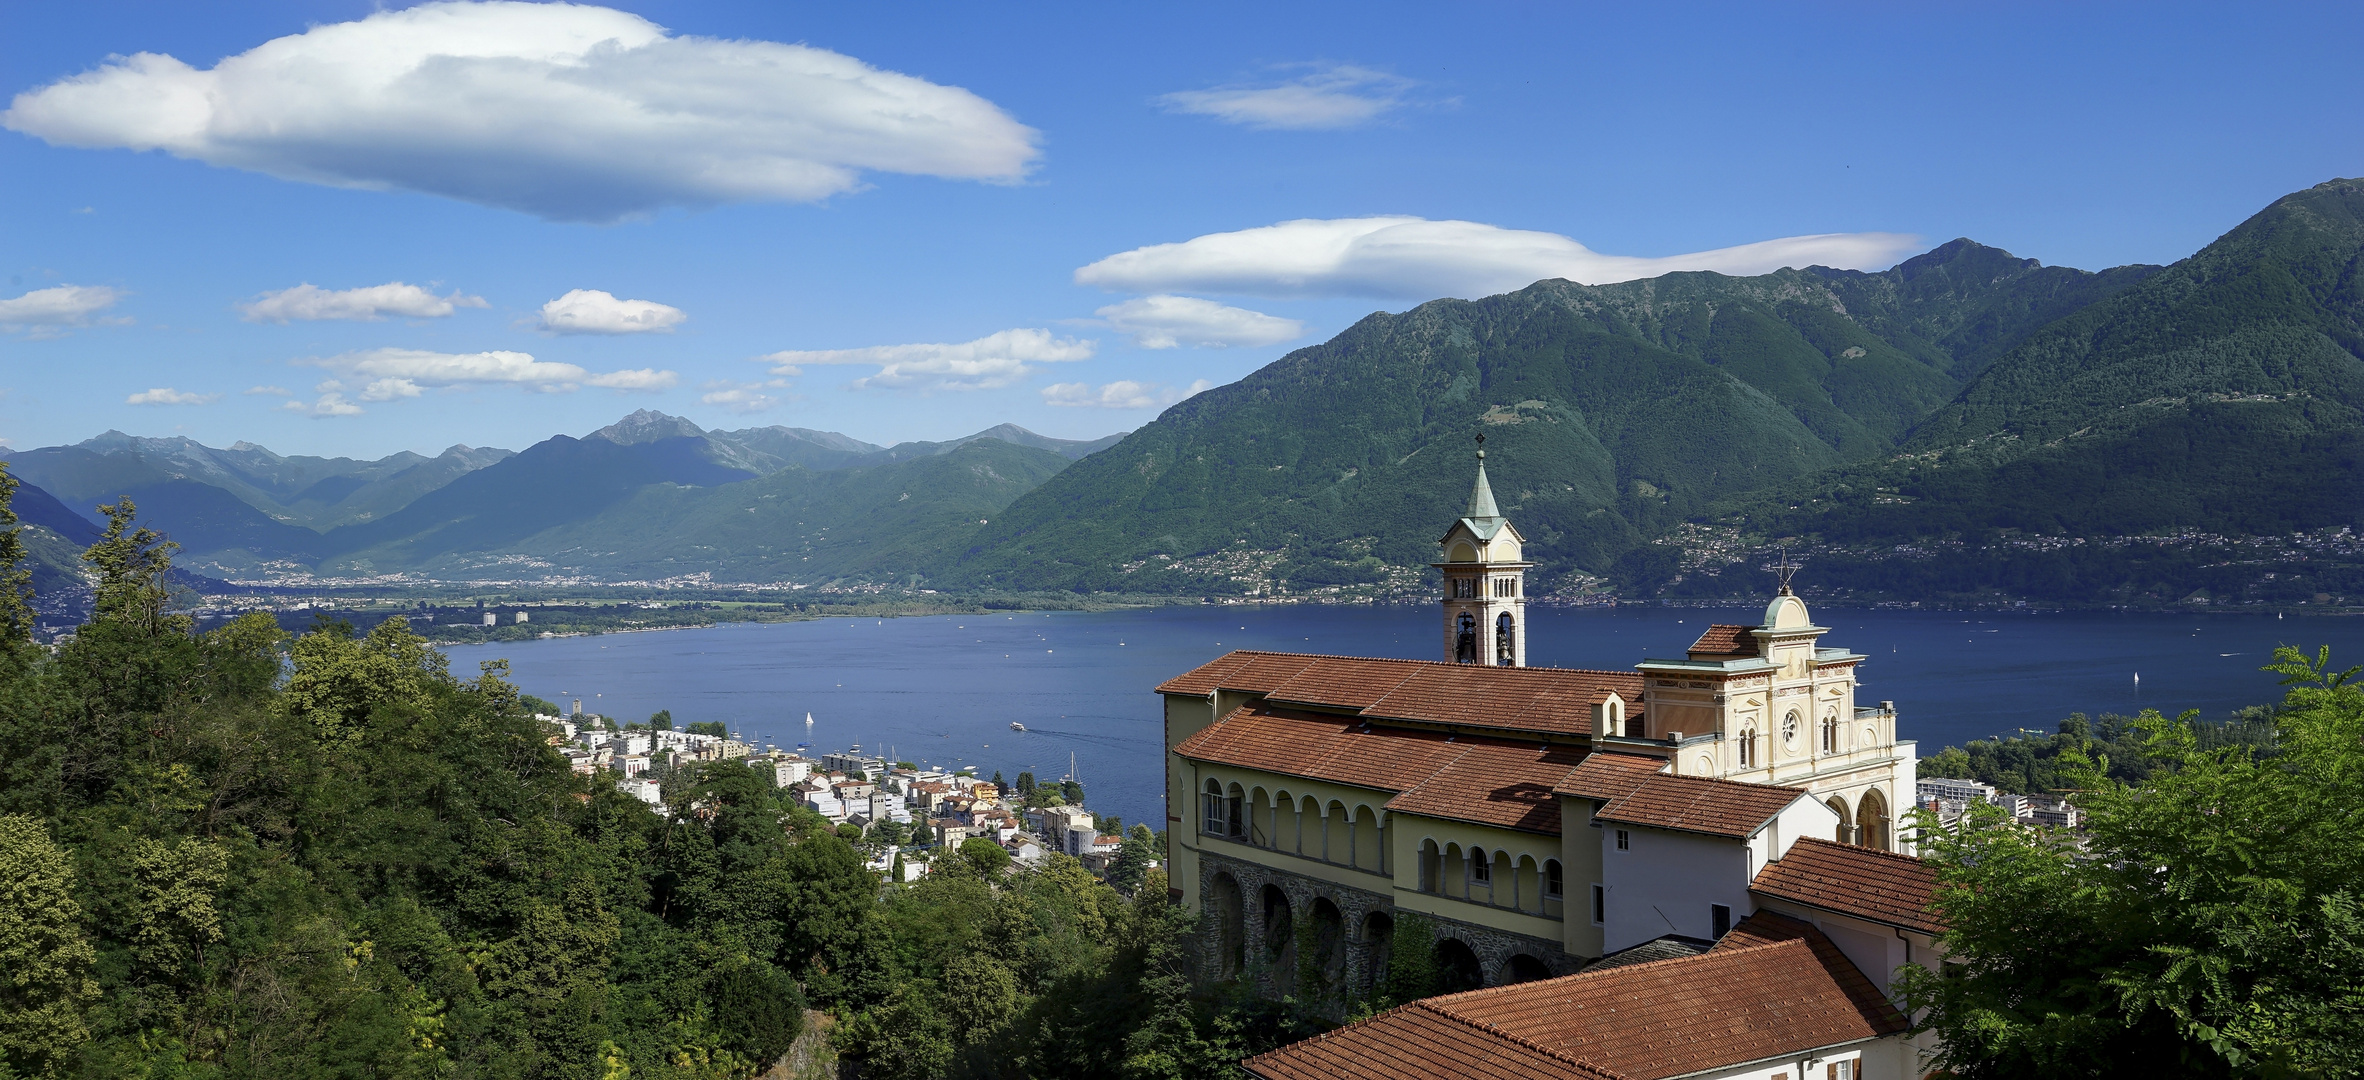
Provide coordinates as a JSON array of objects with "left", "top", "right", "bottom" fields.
[
  {"left": 1042, "top": 379, "right": 1213, "bottom": 410},
  {"left": 244, "top": 385, "right": 292, "bottom": 396},
  {"left": 283, "top": 392, "right": 365, "bottom": 418},
  {"left": 239, "top": 281, "right": 486, "bottom": 322},
  {"left": 1095, "top": 295, "right": 1304, "bottom": 349},
  {"left": 763, "top": 328, "right": 1094, "bottom": 392},
  {"left": 1076, "top": 217, "right": 1922, "bottom": 300},
  {"left": 3, "top": 1, "right": 1041, "bottom": 222},
  {"left": 0, "top": 284, "right": 126, "bottom": 333},
  {"left": 125, "top": 387, "right": 220, "bottom": 406},
  {"left": 700, "top": 380, "right": 779, "bottom": 414},
  {"left": 295, "top": 347, "right": 678, "bottom": 412},
  {"left": 538, "top": 289, "right": 686, "bottom": 335},
  {"left": 1158, "top": 64, "right": 1413, "bottom": 130}
]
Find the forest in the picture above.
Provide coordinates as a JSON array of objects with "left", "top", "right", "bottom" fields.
[{"left": 0, "top": 474, "right": 1400, "bottom": 1080}]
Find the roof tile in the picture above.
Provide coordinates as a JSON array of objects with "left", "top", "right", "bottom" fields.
[
  {"left": 1750, "top": 837, "right": 1946, "bottom": 935},
  {"left": 1687, "top": 624, "right": 1759, "bottom": 659},
  {"left": 1161, "top": 650, "right": 1645, "bottom": 738},
  {"left": 1594, "top": 773, "right": 1809, "bottom": 839},
  {"left": 1552, "top": 752, "right": 1667, "bottom": 801}
]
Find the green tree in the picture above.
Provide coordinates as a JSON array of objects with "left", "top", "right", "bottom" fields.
[
  {"left": 1902, "top": 646, "right": 2364, "bottom": 1077},
  {"left": 0, "top": 816, "right": 98, "bottom": 1078},
  {"left": 279, "top": 616, "right": 451, "bottom": 745},
  {"left": 1060, "top": 778, "right": 1085, "bottom": 805},
  {"left": 82, "top": 497, "right": 189, "bottom": 636},
  {"left": 648, "top": 708, "right": 673, "bottom": 730},
  {"left": 957, "top": 837, "right": 1012, "bottom": 877},
  {"left": 688, "top": 720, "right": 727, "bottom": 737}
]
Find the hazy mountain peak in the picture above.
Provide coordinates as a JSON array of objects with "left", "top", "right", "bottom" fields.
[{"left": 591, "top": 409, "right": 706, "bottom": 445}]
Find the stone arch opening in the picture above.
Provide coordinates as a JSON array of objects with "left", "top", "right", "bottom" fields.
[
  {"left": 1224, "top": 782, "right": 1245, "bottom": 839},
  {"left": 1434, "top": 937, "right": 1483, "bottom": 993},
  {"left": 1352, "top": 805, "right": 1383, "bottom": 873},
  {"left": 1455, "top": 611, "right": 1478, "bottom": 664},
  {"left": 1210, "top": 873, "right": 1245, "bottom": 979},
  {"left": 1325, "top": 800, "right": 1350, "bottom": 864},
  {"left": 1261, "top": 884, "right": 1296, "bottom": 980},
  {"left": 1495, "top": 611, "right": 1516, "bottom": 666},
  {"left": 1858, "top": 787, "right": 1891, "bottom": 851},
  {"left": 1507, "top": 953, "right": 1553, "bottom": 984},
  {"left": 1305, "top": 898, "right": 1346, "bottom": 993},
  {"left": 1826, "top": 796, "right": 1855, "bottom": 844}
]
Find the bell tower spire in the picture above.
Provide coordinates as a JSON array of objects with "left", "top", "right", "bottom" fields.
[{"left": 1434, "top": 433, "right": 1531, "bottom": 666}]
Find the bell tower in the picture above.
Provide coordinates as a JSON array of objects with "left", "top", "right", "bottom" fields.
[{"left": 1434, "top": 434, "right": 1530, "bottom": 666}]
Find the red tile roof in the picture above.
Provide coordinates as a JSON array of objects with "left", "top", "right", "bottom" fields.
[
  {"left": 1174, "top": 703, "right": 1590, "bottom": 834},
  {"left": 1246, "top": 1001, "right": 1629, "bottom": 1080},
  {"left": 1750, "top": 837, "right": 1946, "bottom": 935},
  {"left": 1687, "top": 624, "right": 1760, "bottom": 659},
  {"left": 1158, "top": 651, "right": 1644, "bottom": 738},
  {"left": 1594, "top": 773, "right": 1810, "bottom": 839},
  {"left": 1249, "top": 912, "right": 1904, "bottom": 1080},
  {"left": 1552, "top": 752, "right": 1667, "bottom": 802}
]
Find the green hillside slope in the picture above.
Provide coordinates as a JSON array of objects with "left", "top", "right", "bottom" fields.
[
  {"left": 948, "top": 239, "right": 2155, "bottom": 596},
  {"left": 414, "top": 438, "right": 1073, "bottom": 583},
  {"left": 1760, "top": 178, "right": 2364, "bottom": 547}
]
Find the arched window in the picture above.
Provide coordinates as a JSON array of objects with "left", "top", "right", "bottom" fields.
[
  {"left": 1820, "top": 712, "right": 1839, "bottom": 754},
  {"left": 1203, "top": 779, "right": 1225, "bottom": 835},
  {"left": 1858, "top": 788, "right": 1891, "bottom": 851},
  {"left": 1455, "top": 613, "right": 1478, "bottom": 664},
  {"left": 1469, "top": 847, "right": 1492, "bottom": 884},
  {"left": 1495, "top": 612, "right": 1516, "bottom": 666},
  {"left": 1738, "top": 728, "right": 1756, "bottom": 768}
]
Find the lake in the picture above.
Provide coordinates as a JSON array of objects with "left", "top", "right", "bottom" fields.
[{"left": 442, "top": 604, "right": 2364, "bottom": 833}]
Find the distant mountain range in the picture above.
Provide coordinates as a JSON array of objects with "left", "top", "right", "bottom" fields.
[{"left": 5, "top": 180, "right": 2357, "bottom": 610}]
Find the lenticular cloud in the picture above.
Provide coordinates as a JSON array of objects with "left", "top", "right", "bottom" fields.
[
  {"left": 1076, "top": 217, "right": 1922, "bottom": 300},
  {"left": 2, "top": 1, "right": 1040, "bottom": 222}
]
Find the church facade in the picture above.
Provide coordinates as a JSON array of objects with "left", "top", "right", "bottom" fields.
[{"left": 1157, "top": 447, "right": 1923, "bottom": 1015}]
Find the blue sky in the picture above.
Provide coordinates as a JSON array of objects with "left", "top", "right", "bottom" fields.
[{"left": 3, "top": 0, "right": 2359, "bottom": 461}]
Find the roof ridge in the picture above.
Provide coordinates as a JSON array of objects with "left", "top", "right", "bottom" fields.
[
  {"left": 1787, "top": 835, "right": 1930, "bottom": 865},
  {"left": 1408, "top": 1001, "right": 1631, "bottom": 1080},
  {"left": 1426, "top": 935, "right": 1808, "bottom": 1009}
]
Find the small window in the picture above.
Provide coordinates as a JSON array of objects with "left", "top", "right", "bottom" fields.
[
  {"left": 1590, "top": 884, "right": 1605, "bottom": 925},
  {"left": 1470, "top": 850, "right": 1491, "bottom": 883},
  {"left": 1825, "top": 1061, "right": 1856, "bottom": 1080},
  {"left": 1711, "top": 903, "right": 1732, "bottom": 939},
  {"left": 1821, "top": 712, "right": 1839, "bottom": 755},
  {"left": 1614, "top": 829, "right": 1630, "bottom": 850},
  {"left": 1781, "top": 710, "right": 1799, "bottom": 747},
  {"left": 1738, "top": 729, "right": 1756, "bottom": 768},
  {"left": 1544, "top": 860, "right": 1563, "bottom": 898}
]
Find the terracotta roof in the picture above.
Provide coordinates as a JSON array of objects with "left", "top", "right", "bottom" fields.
[
  {"left": 1245, "top": 1002, "right": 1630, "bottom": 1080},
  {"left": 1594, "top": 773, "right": 1810, "bottom": 839},
  {"left": 1252, "top": 912, "right": 1904, "bottom": 1080},
  {"left": 1750, "top": 837, "right": 1946, "bottom": 935},
  {"left": 1552, "top": 752, "right": 1666, "bottom": 802},
  {"left": 1176, "top": 703, "right": 1592, "bottom": 833},
  {"left": 1158, "top": 650, "right": 1644, "bottom": 738},
  {"left": 1434, "top": 912, "right": 1905, "bottom": 1078},
  {"left": 1386, "top": 741, "right": 1589, "bottom": 834},
  {"left": 1686, "top": 624, "right": 1760, "bottom": 659}
]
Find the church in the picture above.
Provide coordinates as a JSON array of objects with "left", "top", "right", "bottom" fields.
[{"left": 1158, "top": 444, "right": 1943, "bottom": 1079}]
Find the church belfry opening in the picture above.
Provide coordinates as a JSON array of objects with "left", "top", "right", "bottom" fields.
[{"left": 1435, "top": 434, "right": 1530, "bottom": 667}]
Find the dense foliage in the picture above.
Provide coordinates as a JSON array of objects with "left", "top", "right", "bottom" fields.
[
  {"left": 1903, "top": 646, "right": 2364, "bottom": 1077},
  {"left": 1918, "top": 707, "right": 2278, "bottom": 793}
]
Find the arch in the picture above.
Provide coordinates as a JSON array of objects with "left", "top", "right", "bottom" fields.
[
  {"left": 1507, "top": 953, "right": 1553, "bottom": 984},
  {"left": 1467, "top": 844, "right": 1493, "bottom": 898},
  {"left": 1434, "top": 938, "right": 1484, "bottom": 993},
  {"left": 1261, "top": 884, "right": 1296, "bottom": 978},
  {"left": 1249, "top": 785, "right": 1271, "bottom": 847},
  {"left": 1492, "top": 851, "right": 1516, "bottom": 908},
  {"left": 1352, "top": 805, "right": 1383, "bottom": 873},
  {"left": 1455, "top": 612, "right": 1478, "bottom": 664},
  {"left": 1515, "top": 854, "right": 1540, "bottom": 912},
  {"left": 1495, "top": 612, "right": 1516, "bottom": 666},
  {"left": 1738, "top": 728, "right": 1757, "bottom": 768},
  {"left": 1362, "top": 911, "right": 1395, "bottom": 994},
  {"left": 1305, "top": 898, "right": 1346, "bottom": 993},
  {"left": 1543, "top": 858, "right": 1565, "bottom": 917},
  {"left": 1202, "top": 779, "right": 1226, "bottom": 836},
  {"left": 1209, "top": 873, "right": 1245, "bottom": 979},
  {"left": 1858, "top": 788, "right": 1891, "bottom": 851},
  {"left": 1225, "top": 783, "right": 1246, "bottom": 839},
  {"left": 1325, "top": 800, "right": 1350, "bottom": 864},
  {"left": 1448, "top": 541, "right": 1476, "bottom": 563},
  {"left": 1442, "top": 841, "right": 1470, "bottom": 899},
  {"left": 1271, "top": 789, "right": 1298, "bottom": 854},
  {"left": 1418, "top": 838, "right": 1443, "bottom": 893},
  {"left": 1826, "top": 796, "right": 1855, "bottom": 844},
  {"left": 1820, "top": 711, "right": 1840, "bottom": 755}
]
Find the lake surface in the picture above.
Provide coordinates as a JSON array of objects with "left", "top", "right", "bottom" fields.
[{"left": 443, "top": 605, "right": 2364, "bottom": 832}]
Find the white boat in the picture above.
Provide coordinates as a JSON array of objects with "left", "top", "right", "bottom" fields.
[{"left": 1010, "top": 722, "right": 1026, "bottom": 731}]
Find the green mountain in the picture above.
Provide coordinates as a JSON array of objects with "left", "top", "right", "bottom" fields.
[
  {"left": 409, "top": 437, "right": 1075, "bottom": 583},
  {"left": 944, "top": 238, "right": 2160, "bottom": 595},
  {"left": 1770, "top": 178, "right": 2364, "bottom": 542},
  {"left": 10, "top": 433, "right": 513, "bottom": 531}
]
